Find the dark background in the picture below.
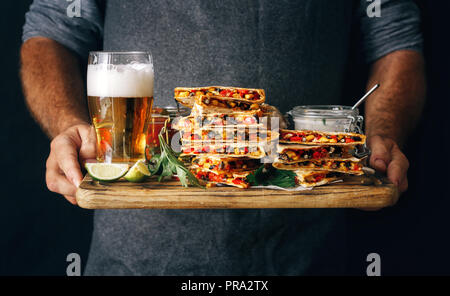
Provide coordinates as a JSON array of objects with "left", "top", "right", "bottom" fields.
[{"left": 1, "top": 1, "right": 448, "bottom": 275}]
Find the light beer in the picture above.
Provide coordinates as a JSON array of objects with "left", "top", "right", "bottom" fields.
[{"left": 87, "top": 62, "right": 154, "bottom": 163}]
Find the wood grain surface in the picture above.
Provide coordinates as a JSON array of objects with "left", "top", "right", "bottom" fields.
[{"left": 75, "top": 174, "right": 398, "bottom": 209}]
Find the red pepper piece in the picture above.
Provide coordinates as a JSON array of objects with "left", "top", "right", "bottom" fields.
[
  {"left": 315, "top": 175, "right": 325, "bottom": 182},
  {"left": 290, "top": 136, "right": 303, "bottom": 142},
  {"left": 237, "top": 89, "right": 249, "bottom": 97},
  {"left": 232, "top": 178, "right": 244, "bottom": 185},
  {"left": 312, "top": 151, "right": 322, "bottom": 159},
  {"left": 220, "top": 89, "right": 233, "bottom": 97}
]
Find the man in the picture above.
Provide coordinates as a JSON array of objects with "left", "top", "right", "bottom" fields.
[{"left": 20, "top": 0, "right": 425, "bottom": 275}]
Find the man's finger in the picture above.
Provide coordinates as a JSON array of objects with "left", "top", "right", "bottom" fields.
[
  {"left": 52, "top": 136, "right": 83, "bottom": 188},
  {"left": 368, "top": 136, "right": 392, "bottom": 173},
  {"left": 398, "top": 177, "right": 408, "bottom": 194},
  {"left": 386, "top": 146, "right": 409, "bottom": 193},
  {"left": 79, "top": 125, "right": 97, "bottom": 163},
  {"left": 387, "top": 162, "right": 407, "bottom": 189},
  {"left": 46, "top": 164, "right": 78, "bottom": 197},
  {"left": 63, "top": 195, "right": 78, "bottom": 205}
]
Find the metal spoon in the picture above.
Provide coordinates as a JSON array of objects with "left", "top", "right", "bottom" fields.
[{"left": 352, "top": 84, "right": 380, "bottom": 110}]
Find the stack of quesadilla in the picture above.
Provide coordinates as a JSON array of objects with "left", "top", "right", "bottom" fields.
[
  {"left": 174, "top": 86, "right": 270, "bottom": 188},
  {"left": 274, "top": 129, "right": 367, "bottom": 187}
]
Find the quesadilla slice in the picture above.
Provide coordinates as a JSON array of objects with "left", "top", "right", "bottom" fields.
[
  {"left": 277, "top": 144, "right": 361, "bottom": 162},
  {"left": 181, "top": 142, "right": 266, "bottom": 158},
  {"left": 172, "top": 110, "right": 262, "bottom": 130},
  {"left": 294, "top": 170, "right": 342, "bottom": 187},
  {"left": 273, "top": 158, "right": 364, "bottom": 175},
  {"left": 193, "top": 95, "right": 261, "bottom": 113},
  {"left": 191, "top": 156, "right": 261, "bottom": 173},
  {"left": 191, "top": 167, "right": 252, "bottom": 189},
  {"left": 280, "top": 129, "right": 366, "bottom": 145},
  {"left": 175, "top": 86, "right": 265, "bottom": 107}
]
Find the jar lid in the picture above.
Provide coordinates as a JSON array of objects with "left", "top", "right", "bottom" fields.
[
  {"left": 154, "top": 105, "right": 191, "bottom": 117},
  {"left": 289, "top": 105, "right": 358, "bottom": 118}
]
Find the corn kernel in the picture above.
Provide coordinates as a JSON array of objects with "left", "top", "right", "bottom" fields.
[{"left": 250, "top": 103, "right": 259, "bottom": 110}]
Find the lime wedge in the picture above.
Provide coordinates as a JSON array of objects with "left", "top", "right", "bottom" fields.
[
  {"left": 124, "top": 159, "right": 151, "bottom": 183},
  {"left": 85, "top": 163, "right": 129, "bottom": 182}
]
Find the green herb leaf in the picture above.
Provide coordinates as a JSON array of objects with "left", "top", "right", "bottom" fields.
[
  {"left": 178, "top": 164, "right": 203, "bottom": 188},
  {"left": 246, "top": 165, "right": 296, "bottom": 188},
  {"left": 159, "top": 157, "right": 174, "bottom": 181},
  {"left": 245, "top": 165, "right": 265, "bottom": 185},
  {"left": 147, "top": 153, "right": 163, "bottom": 175},
  {"left": 148, "top": 119, "right": 204, "bottom": 188},
  {"left": 176, "top": 166, "right": 188, "bottom": 187}
]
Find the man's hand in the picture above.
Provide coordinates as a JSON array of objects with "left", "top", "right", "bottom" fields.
[
  {"left": 21, "top": 37, "right": 94, "bottom": 205},
  {"left": 368, "top": 135, "right": 409, "bottom": 194},
  {"left": 357, "top": 50, "right": 425, "bottom": 211},
  {"left": 46, "top": 124, "right": 97, "bottom": 205},
  {"left": 365, "top": 49, "right": 425, "bottom": 197}
]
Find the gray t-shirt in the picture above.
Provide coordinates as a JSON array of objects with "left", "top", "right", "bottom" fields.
[{"left": 23, "top": 0, "right": 422, "bottom": 275}]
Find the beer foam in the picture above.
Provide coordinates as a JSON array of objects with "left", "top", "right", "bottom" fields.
[{"left": 87, "top": 63, "right": 154, "bottom": 97}]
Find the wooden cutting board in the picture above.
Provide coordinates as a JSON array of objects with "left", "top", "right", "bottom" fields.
[{"left": 75, "top": 174, "right": 398, "bottom": 209}]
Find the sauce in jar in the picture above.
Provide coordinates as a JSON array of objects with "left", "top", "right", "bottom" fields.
[{"left": 287, "top": 105, "right": 363, "bottom": 133}]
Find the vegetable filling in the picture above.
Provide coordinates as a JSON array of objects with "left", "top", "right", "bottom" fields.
[
  {"left": 192, "top": 157, "right": 260, "bottom": 171},
  {"left": 281, "top": 130, "right": 363, "bottom": 144},
  {"left": 280, "top": 160, "right": 363, "bottom": 173},
  {"left": 279, "top": 146, "right": 354, "bottom": 161},
  {"left": 192, "top": 168, "right": 250, "bottom": 188},
  {"left": 176, "top": 87, "right": 262, "bottom": 101}
]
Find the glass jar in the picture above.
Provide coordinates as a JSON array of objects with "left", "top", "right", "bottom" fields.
[
  {"left": 286, "top": 105, "right": 364, "bottom": 133},
  {"left": 146, "top": 105, "right": 190, "bottom": 157}
]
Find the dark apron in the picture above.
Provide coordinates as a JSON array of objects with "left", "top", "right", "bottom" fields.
[{"left": 84, "top": 0, "right": 353, "bottom": 275}]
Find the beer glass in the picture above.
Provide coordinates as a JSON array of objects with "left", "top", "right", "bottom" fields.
[{"left": 87, "top": 51, "right": 154, "bottom": 163}]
